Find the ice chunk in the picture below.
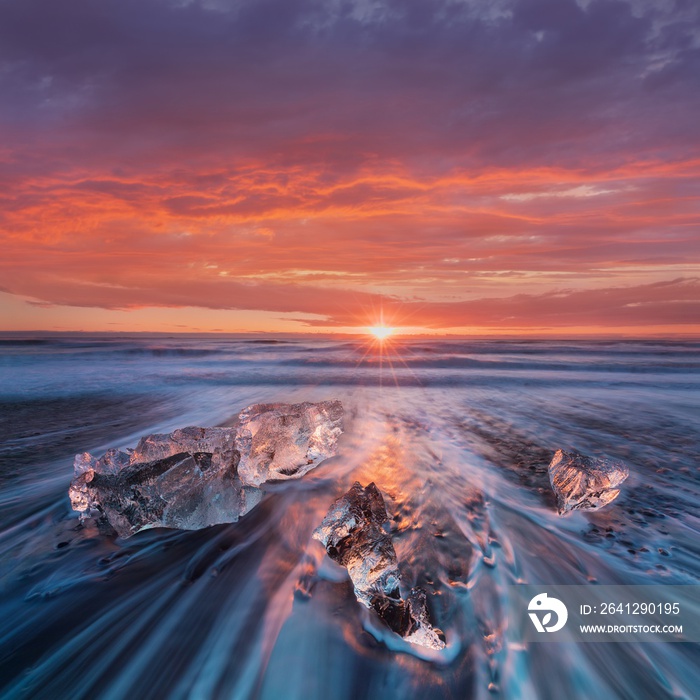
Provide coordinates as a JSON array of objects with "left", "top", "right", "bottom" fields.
[
  {"left": 548, "top": 448, "right": 629, "bottom": 515},
  {"left": 69, "top": 401, "right": 343, "bottom": 538},
  {"left": 403, "top": 588, "right": 446, "bottom": 651},
  {"left": 236, "top": 400, "right": 343, "bottom": 487},
  {"left": 130, "top": 426, "right": 238, "bottom": 471},
  {"left": 70, "top": 450, "right": 257, "bottom": 538},
  {"left": 314, "top": 481, "right": 445, "bottom": 650},
  {"left": 314, "top": 481, "right": 401, "bottom": 604},
  {"left": 73, "top": 448, "right": 130, "bottom": 476}
]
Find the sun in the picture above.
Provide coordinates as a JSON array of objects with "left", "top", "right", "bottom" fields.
[{"left": 368, "top": 325, "right": 394, "bottom": 341}]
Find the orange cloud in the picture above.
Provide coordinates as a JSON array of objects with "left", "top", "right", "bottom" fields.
[{"left": 1, "top": 0, "right": 699, "bottom": 334}]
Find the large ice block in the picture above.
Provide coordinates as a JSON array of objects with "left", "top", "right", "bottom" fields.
[{"left": 69, "top": 401, "right": 343, "bottom": 538}]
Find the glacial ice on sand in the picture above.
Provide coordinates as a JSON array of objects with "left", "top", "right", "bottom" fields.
[
  {"left": 69, "top": 401, "right": 343, "bottom": 538},
  {"left": 314, "top": 481, "right": 446, "bottom": 651},
  {"left": 548, "top": 448, "right": 630, "bottom": 515}
]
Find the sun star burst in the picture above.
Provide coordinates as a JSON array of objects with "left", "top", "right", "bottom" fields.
[{"left": 368, "top": 325, "right": 393, "bottom": 341}]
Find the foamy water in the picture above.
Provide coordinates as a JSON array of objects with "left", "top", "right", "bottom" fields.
[{"left": 0, "top": 336, "right": 698, "bottom": 699}]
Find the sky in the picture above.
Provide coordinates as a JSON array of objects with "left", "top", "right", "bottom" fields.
[{"left": 1, "top": 0, "right": 699, "bottom": 336}]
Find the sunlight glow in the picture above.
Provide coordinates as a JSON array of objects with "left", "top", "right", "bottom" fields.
[{"left": 368, "top": 325, "right": 394, "bottom": 341}]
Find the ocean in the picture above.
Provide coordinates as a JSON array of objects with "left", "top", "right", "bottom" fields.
[{"left": 0, "top": 335, "right": 698, "bottom": 699}]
